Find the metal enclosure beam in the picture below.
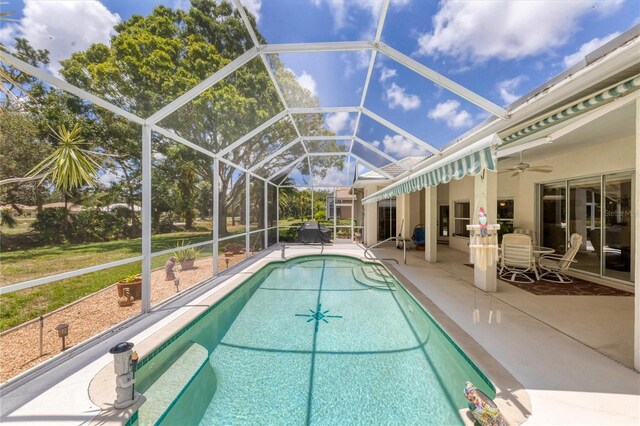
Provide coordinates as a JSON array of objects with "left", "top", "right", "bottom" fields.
[
  {"left": 361, "top": 108, "right": 440, "bottom": 155},
  {"left": 146, "top": 47, "right": 258, "bottom": 124},
  {"left": 217, "top": 109, "right": 288, "bottom": 157},
  {"left": 0, "top": 51, "right": 145, "bottom": 125},
  {"left": 378, "top": 42, "right": 509, "bottom": 119},
  {"left": 260, "top": 41, "right": 373, "bottom": 53},
  {"left": 141, "top": 125, "right": 152, "bottom": 313},
  {"left": 350, "top": 153, "right": 393, "bottom": 179},
  {"left": 213, "top": 158, "right": 219, "bottom": 276},
  {"left": 250, "top": 137, "right": 301, "bottom": 171},
  {"left": 350, "top": 0, "right": 389, "bottom": 153},
  {"left": 354, "top": 136, "right": 406, "bottom": 168},
  {"left": 289, "top": 106, "right": 359, "bottom": 114}
]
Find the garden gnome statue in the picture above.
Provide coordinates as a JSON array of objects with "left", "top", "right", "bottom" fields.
[
  {"left": 109, "top": 342, "right": 140, "bottom": 409},
  {"left": 165, "top": 256, "right": 176, "bottom": 281}
]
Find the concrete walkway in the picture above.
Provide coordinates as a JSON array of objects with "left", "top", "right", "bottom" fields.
[{"left": 375, "top": 244, "right": 639, "bottom": 425}]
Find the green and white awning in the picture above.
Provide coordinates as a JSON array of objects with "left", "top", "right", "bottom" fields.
[{"left": 362, "top": 143, "right": 498, "bottom": 205}]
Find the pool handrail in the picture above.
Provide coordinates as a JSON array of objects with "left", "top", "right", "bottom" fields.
[{"left": 363, "top": 237, "right": 404, "bottom": 265}]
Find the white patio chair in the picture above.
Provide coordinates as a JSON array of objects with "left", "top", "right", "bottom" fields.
[
  {"left": 538, "top": 233, "right": 583, "bottom": 284},
  {"left": 499, "top": 233, "right": 535, "bottom": 283}
]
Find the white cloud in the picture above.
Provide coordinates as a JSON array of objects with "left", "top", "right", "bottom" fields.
[
  {"left": 313, "top": 165, "right": 350, "bottom": 186},
  {"left": 237, "top": 0, "right": 262, "bottom": 23},
  {"left": 2, "top": 0, "right": 120, "bottom": 75},
  {"left": 562, "top": 32, "right": 621, "bottom": 68},
  {"left": 416, "top": 0, "right": 624, "bottom": 63},
  {"left": 312, "top": 0, "right": 409, "bottom": 30},
  {"left": 372, "top": 135, "right": 429, "bottom": 157},
  {"left": 379, "top": 66, "right": 397, "bottom": 82},
  {"left": 496, "top": 76, "right": 527, "bottom": 105},
  {"left": 428, "top": 100, "right": 473, "bottom": 129},
  {"left": 292, "top": 70, "right": 317, "bottom": 97},
  {"left": 385, "top": 82, "right": 421, "bottom": 111},
  {"left": 325, "top": 112, "right": 354, "bottom": 134}
]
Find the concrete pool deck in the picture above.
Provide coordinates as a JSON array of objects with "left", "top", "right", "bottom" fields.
[{"left": 1, "top": 242, "right": 638, "bottom": 425}]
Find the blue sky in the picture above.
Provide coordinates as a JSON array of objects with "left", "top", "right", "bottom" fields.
[{"left": 1, "top": 0, "right": 638, "bottom": 163}]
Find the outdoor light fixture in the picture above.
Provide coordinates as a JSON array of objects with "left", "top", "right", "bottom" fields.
[
  {"left": 174, "top": 278, "right": 180, "bottom": 293},
  {"left": 55, "top": 323, "right": 69, "bottom": 351},
  {"left": 225, "top": 258, "right": 230, "bottom": 268}
]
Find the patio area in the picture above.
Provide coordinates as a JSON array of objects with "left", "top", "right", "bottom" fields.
[
  {"left": 375, "top": 244, "right": 636, "bottom": 368},
  {"left": 371, "top": 244, "right": 638, "bottom": 424}
]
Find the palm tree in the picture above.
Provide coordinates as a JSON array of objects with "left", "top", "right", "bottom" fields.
[
  {"left": 27, "top": 123, "right": 106, "bottom": 212},
  {"left": 0, "top": 208, "right": 17, "bottom": 229}
]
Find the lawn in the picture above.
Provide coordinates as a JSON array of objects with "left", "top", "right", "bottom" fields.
[{"left": 0, "top": 231, "right": 214, "bottom": 331}]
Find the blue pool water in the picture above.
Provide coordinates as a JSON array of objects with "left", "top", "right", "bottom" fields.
[{"left": 135, "top": 256, "right": 494, "bottom": 425}]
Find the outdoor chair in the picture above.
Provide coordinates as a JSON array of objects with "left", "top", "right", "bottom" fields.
[
  {"left": 538, "top": 233, "right": 583, "bottom": 284},
  {"left": 499, "top": 233, "right": 535, "bottom": 283}
]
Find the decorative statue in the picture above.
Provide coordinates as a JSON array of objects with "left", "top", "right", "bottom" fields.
[
  {"left": 165, "top": 256, "right": 176, "bottom": 281},
  {"left": 109, "top": 342, "right": 140, "bottom": 409},
  {"left": 464, "top": 381, "right": 505, "bottom": 426},
  {"left": 478, "top": 207, "right": 488, "bottom": 237},
  {"left": 117, "top": 288, "right": 134, "bottom": 307}
]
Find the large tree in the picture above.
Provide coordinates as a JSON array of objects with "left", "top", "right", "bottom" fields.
[{"left": 57, "top": 0, "right": 335, "bottom": 235}]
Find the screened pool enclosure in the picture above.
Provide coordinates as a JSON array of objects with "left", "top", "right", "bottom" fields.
[{"left": 0, "top": 0, "right": 511, "bottom": 372}]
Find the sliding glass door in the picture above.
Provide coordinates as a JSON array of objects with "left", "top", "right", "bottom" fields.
[
  {"left": 569, "top": 177, "right": 601, "bottom": 275},
  {"left": 540, "top": 182, "right": 566, "bottom": 254},
  {"left": 603, "top": 174, "right": 633, "bottom": 281},
  {"left": 539, "top": 172, "right": 634, "bottom": 283}
]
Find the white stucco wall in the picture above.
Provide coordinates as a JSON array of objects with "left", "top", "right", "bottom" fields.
[{"left": 507, "top": 136, "right": 635, "bottom": 234}]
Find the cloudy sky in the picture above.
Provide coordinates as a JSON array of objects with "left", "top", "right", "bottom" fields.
[{"left": 1, "top": 0, "right": 637, "bottom": 183}]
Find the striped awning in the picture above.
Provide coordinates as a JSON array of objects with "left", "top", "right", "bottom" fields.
[{"left": 362, "top": 145, "right": 497, "bottom": 204}]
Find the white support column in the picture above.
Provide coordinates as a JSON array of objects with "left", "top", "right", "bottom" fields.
[
  {"left": 213, "top": 158, "right": 219, "bottom": 276},
  {"left": 351, "top": 192, "right": 355, "bottom": 241},
  {"left": 141, "top": 125, "right": 152, "bottom": 313},
  {"left": 333, "top": 188, "right": 337, "bottom": 240},
  {"left": 245, "top": 175, "right": 250, "bottom": 260},
  {"left": 276, "top": 186, "right": 280, "bottom": 243},
  {"left": 473, "top": 170, "right": 498, "bottom": 292},
  {"left": 424, "top": 186, "right": 438, "bottom": 263},
  {"left": 264, "top": 182, "right": 268, "bottom": 249},
  {"left": 363, "top": 187, "right": 378, "bottom": 246},
  {"left": 634, "top": 97, "right": 640, "bottom": 372},
  {"left": 311, "top": 187, "right": 314, "bottom": 220}
]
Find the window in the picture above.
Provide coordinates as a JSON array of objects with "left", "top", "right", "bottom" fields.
[
  {"left": 453, "top": 201, "right": 470, "bottom": 238},
  {"left": 497, "top": 199, "right": 514, "bottom": 224}
]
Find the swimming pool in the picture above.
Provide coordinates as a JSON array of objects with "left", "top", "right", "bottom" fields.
[{"left": 134, "top": 255, "right": 494, "bottom": 425}]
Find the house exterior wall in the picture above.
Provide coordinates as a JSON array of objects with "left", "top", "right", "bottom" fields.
[
  {"left": 363, "top": 184, "right": 378, "bottom": 246},
  {"left": 448, "top": 175, "right": 474, "bottom": 253},
  {"left": 508, "top": 136, "right": 635, "bottom": 235}
]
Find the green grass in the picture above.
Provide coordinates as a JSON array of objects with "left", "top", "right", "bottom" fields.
[
  {"left": 0, "top": 217, "right": 294, "bottom": 331},
  {"left": 0, "top": 231, "right": 213, "bottom": 286},
  {"left": 0, "top": 231, "right": 214, "bottom": 331},
  {"left": 0, "top": 217, "right": 35, "bottom": 235}
]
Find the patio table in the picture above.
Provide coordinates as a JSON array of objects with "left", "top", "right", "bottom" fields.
[{"left": 498, "top": 245, "right": 555, "bottom": 279}]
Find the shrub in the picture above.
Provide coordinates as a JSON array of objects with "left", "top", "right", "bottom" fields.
[
  {"left": 173, "top": 241, "right": 201, "bottom": 262},
  {"left": 31, "top": 207, "right": 131, "bottom": 244},
  {"left": 314, "top": 210, "right": 326, "bottom": 222}
]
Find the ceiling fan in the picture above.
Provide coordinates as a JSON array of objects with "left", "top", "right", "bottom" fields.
[{"left": 500, "top": 151, "right": 553, "bottom": 177}]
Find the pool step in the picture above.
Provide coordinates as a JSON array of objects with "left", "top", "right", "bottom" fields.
[
  {"left": 352, "top": 268, "right": 395, "bottom": 291},
  {"left": 361, "top": 265, "right": 394, "bottom": 284},
  {"left": 138, "top": 341, "right": 208, "bottom": 426}
]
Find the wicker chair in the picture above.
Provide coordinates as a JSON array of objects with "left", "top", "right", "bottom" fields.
[
  {"left": 499, "top": 233, "right": 535, "bottom": 283},
  {"left": 538, "top": 233, "right": 583, "bottom": 283}
]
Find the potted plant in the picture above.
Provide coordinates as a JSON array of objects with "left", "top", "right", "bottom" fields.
[
  {"left": 117, "top": 273, "right": 142, "bottom": 300},
  {"left": 174, "top": 242, "right": 201, "bottom": 270}
]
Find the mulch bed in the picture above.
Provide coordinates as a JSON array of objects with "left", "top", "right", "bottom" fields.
[
  {"left": 463, "top": 264, "right": 633, "bottom": 296},
  {"left": 0, "top": 254, "right": 246, "bottom": 383}
]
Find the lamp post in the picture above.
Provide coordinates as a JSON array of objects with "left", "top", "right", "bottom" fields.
[{"left": 55, "top": 323, "right": 69, "bottom": 351}]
